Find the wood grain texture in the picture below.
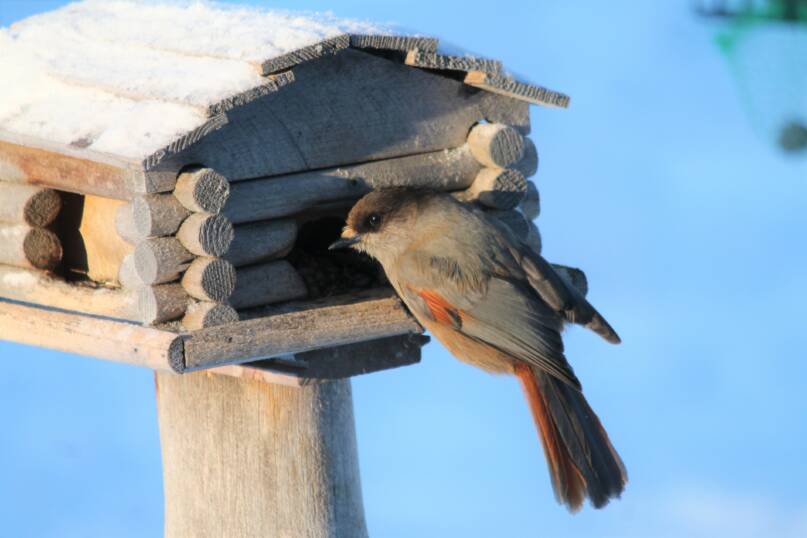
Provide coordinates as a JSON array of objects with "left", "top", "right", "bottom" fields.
[
  {"left": 229, "top": 261, "right": 307, "bottom": 310},
  {"left": 0, "top": 183, "right": 61, "bottom": 227},
  {"left": 459, "top": 168, "right": 527, "bottom": 210},
  {"left": 0, "top": 298, "right": 182, "bottom": 370},
  {"left": 79, "top": 195, "right": 135, "bottom": 283},
  {"left": 184, "top": 290, "right": 422, "bottom": 370},
  {"left": 467, "top": 123, "right": 525, "bottom": 168},
  {"left": 117, "top": 253, "right": 140, "bottom": 289},
  {"left": 260, "top": 34, "right": 350, "bottom": 75},
  {"left": 405, "top": 49, "right": 502, "bottom": 74},
  {"left": 0, "top": 264, "right": 138, "bottom": 320},
  {"left": 0, "top": 223, "right": 62, "bottom": 270},
  {"left": 155, "top": 373, "right": 368, "bottom": 538},
  {"left": 349, "top": 34, "right": 438, "bottom": 52},
  {"left": 465, "top": 71, "right": 571, "bottom": 108},
  {"left": 181, "top": 301, "right": 239, "bottom": 331},
  {"left": 133, "top": 237, "right": 194, "bottom": 285},
  {"left": 138, "top": 283, "right": 190, "bottom": 325},
  {"left": 153, "top": 49, "right": 496, "bottom": 181},
  {"left": 0, "top": 130, "right": 161, "bottom": 198},
  {"left": 176, "top": 213, "right": 234, "bottom": 257},
  {"left": 173, "top": 167, "right": 230, "bottom": 214},
  {"left": 181, "top": 257, "right": 236, "bottom": 302},
  {"left": 132, "top": 194, "right": 191, "bottom": 239},
  {"left": 224, "top": 146, "right": 481, "bottom": 223},
  {"left": 212, "top": 333, "right": 426, "bottom": 387},
  {"left": 225, "top": 219, "right": 297, "bottom": 267}
]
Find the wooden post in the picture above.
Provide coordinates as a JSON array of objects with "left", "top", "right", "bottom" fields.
[{"left": 155, "top": 372, "right": 368, "bottom": 538}]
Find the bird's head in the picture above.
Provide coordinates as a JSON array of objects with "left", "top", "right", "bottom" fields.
[{"left": 329, "top": 188, "right": 431, "bottom": 266}]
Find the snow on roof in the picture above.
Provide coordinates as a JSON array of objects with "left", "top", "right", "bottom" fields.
[{"left": 0, "top": 1, "right": 393, "bottom": 160}]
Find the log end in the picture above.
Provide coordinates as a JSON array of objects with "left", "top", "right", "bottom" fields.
[
  {"left": 24, "top": 189, "right": 62, "bottom": 227},
  {"left": 23, "top": 227, "right": 63, "bottom": 270}
]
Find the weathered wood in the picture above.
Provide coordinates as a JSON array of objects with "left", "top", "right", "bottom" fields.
[
  {"left": 0, "top": 299, "right": 182, "bottom": 371},
  {"left": 153, "top": 49, "right": 499, "bottom": 181},
  {"left": 520, "top": 180, "right": 540, "bottom": 220},
  {"left": 229, "top": 261, "right": 307, "bottom": 311},
  {"left": 405, "top": 49, "right": 502, "bottom": 74},
  {"left": 349, "top": 34, "right": 438, "bottom": 52},
  {"left": 117, "top": 253, "right": 140, "bottom": 289},
  {"left": 181, "top": 301, "right": 239, "bottom": 331},
  {"left": 138, "top": 283, "right": 190, "bottom": 325},
  {"left": 552, "top": 264, "right": 587, "bottom": 297},
  {"left": 0, "top": 130, "right": 164, "bottom": 198},
  {"left": 212, "top": 333, "right": 426, "bottom": 387},
  {"left": 132, "top": 194, "right": 191, "bottom": 239},
  {"left": 0, "top": 264, "right": 138, "bottom": 320},
  {"left": 181, "top": 257, "right": 236, "bottom": 302},
  {"left": 115, "top": 202, "right": 140, "bottom": 244},
  {"left": 79, "top": 195, "right": 134, "bottom": 283},
  {"left": 183, "top": 290, "right": 422, "bottom": 370},
  {"left": 459, "top": 168, "right": 527, "bottom": 210},
  {"left": 225, "top": 219, "right": 297, "bottom": 267},
  {"left": 155, "top": 373, "right": 368, "bottom": 538},
  {"left": 173, "top": 167, "right": 230, "bottom": 214},
  {"left": 176, "top": 213, "right": 234, "bottom": 257},
  {"left": 207, "top": 71, "right": 296, "bottom": 116},
  {"left": 225, "top": 146, "right": 481, "bottom": 224},
  {"left": 478, "top": 93, "right": 531, "bottom": 134},
  {"left": 465, "top": 71, "right": 570, "bottom": 108},
  {"left": 0, "top": 223, "right": 62, "bottom": 270},
  {"left": 467, "top": 123, "right": 525, "bottom": 168},
  {"left": 133, "top": 237, "right": 194, "bottom": 285},
  {"left": 260, "top": 34, "right": 350, "bottom": 75},
  {"left": 513, "top": 137, "right": 539, "bottom": 178},
  {"left": 0, "top": 183, "right": 61, "bottom": 227}
]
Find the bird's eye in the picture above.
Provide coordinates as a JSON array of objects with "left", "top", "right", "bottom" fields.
[{"left": 366, "top": 213, "right": 382, "bottom": 229}]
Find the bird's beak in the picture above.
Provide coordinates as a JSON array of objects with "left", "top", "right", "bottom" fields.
[{"left": 328, "top": 234, "right": 361, "bottom": 250}]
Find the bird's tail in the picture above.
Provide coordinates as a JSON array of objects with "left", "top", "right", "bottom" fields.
[{"left": 514, "top": 363, "right": 627, "bottom": 511}]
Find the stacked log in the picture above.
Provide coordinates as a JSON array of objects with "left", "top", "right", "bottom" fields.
[
  {"left": 0, "top": 183, "right": 63, "bottom": 271},
  {"left": 114, "top": 167, "right": 241, "bottom": 329}
]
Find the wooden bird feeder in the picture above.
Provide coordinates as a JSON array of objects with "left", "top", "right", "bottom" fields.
[{"left": 0, "top": 3, "right": 572, "bottom": 536}]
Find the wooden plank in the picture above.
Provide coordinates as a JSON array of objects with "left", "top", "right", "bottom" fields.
[
  {"left": 207, "top": 71, "right": 296, "bottom": 115},
  {"left": 151, "top": 49, "right": 497, "bottom": 181},
  {"left": 0, "top": 299, "right": 182, "bottom": 371},
  {"left": 155, "top": 373, "right": 367, "bottom": 537},
  {"left": 224, "top": 145, "right": 481, "bottom": 223},
  {"left": 0, "top": 130, "right": 160, "bottom": 198},
  {"left": 0, "top": 264, "right": 138, "bottom": 320},
  {"left": 183, "top": 289, "right": 422, "bottom": 371},
  {"left": 349, "top": 34, "right": 438, "bottom": 53},
  {"left": 465, "top": 71, "right": 570, "bottom": 108},
  {"left": 79, "top": 195, "right": 135, "bottom": 283},
  {"left": 212, "top": 333, "right": 426, "bottom": 386},
  {"left": 405, "top": 49, "right": 502, "bottom": 74},
  {"left": 259, "top": 34, "right": 350, "bottom": 75}
]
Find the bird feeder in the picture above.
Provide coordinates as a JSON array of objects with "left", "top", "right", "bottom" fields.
[
  {"left": 0, "top": 2, "right": 580, "bottom": 535},
  {"left": 697, "top": 0, "right": 807, "bottom": 153}
]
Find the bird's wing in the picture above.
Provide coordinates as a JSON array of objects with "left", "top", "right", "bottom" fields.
[
  {"left": 393, "top": 251, "right": 582, "bottom": 389},
  {"left": 488, "top": 224, "right": 621, "bottom": 344}
]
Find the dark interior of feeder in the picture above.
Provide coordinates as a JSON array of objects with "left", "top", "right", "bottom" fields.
[{"left": 287, "top": 214, "right": 388, "bottom": 298}]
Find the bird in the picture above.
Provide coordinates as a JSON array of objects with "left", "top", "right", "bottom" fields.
[{"left": 330, "top": 188, "right": 627, "bottom": 511}]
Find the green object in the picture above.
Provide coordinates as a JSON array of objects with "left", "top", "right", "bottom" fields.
[{"left": 711, "top": 1, "right": 807, "bottom": 153}]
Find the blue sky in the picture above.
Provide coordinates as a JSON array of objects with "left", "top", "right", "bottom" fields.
[{"left": 1, "top": 1, "right": 805, "bottom": 537}]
